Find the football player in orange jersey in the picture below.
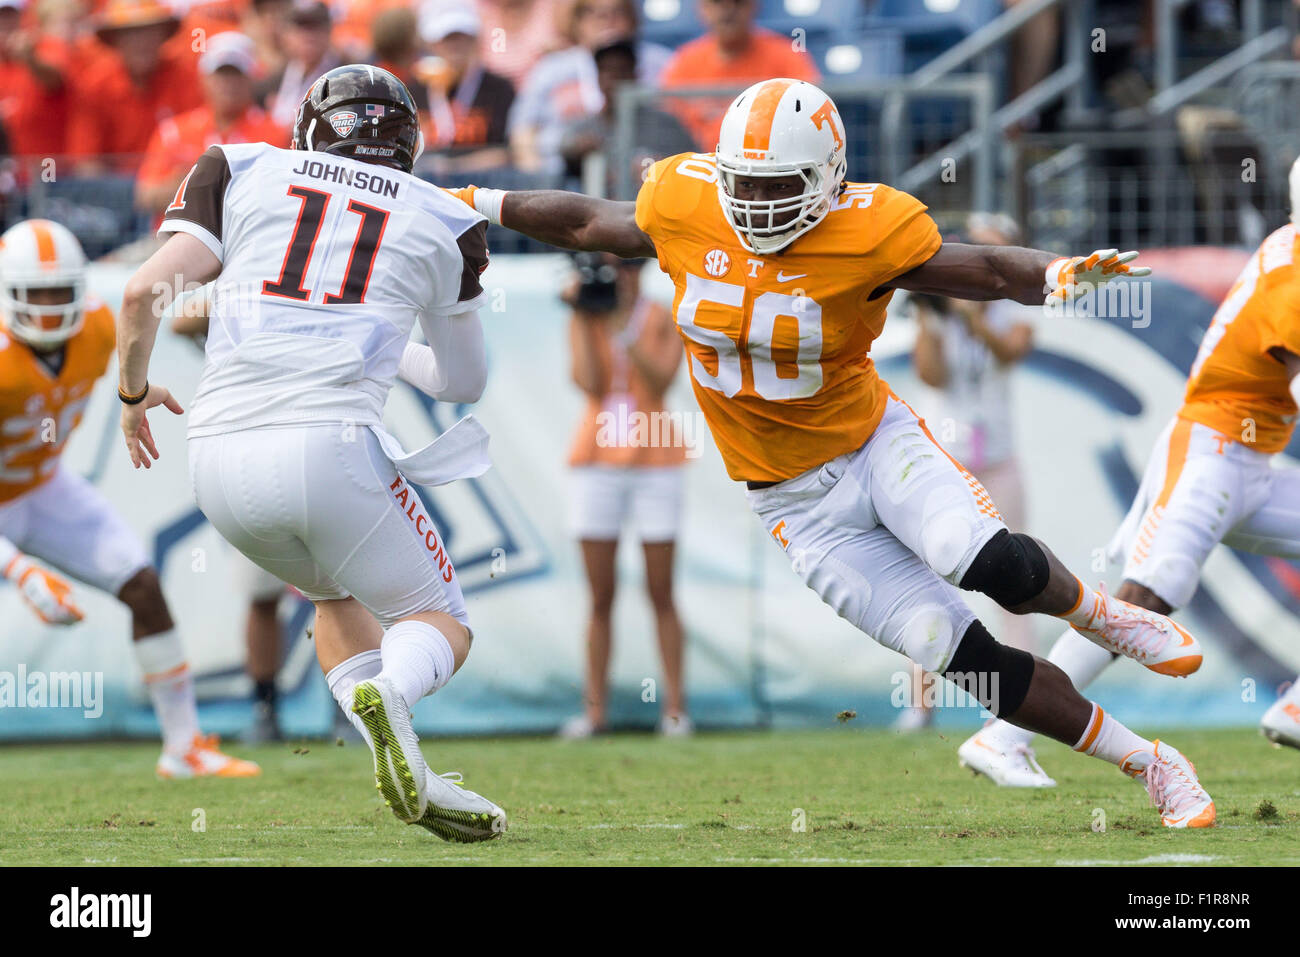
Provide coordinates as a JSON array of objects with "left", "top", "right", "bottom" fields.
[
  {"left": 450, "top": 78, "right": 1217, "bottom": 827},
  {"left": 964, "top": 156, "right": 1300, "bottom": 783},
  {"left": 0, "top": 219, "right": 259, "bottom": 779}
]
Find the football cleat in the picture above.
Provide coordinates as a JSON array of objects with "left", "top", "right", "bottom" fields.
[
  {"left": 1073, "top": 583, "right": 1202, "bottom": 677},
  {"left": 351, "top": 677, "right": 428, "bottom": 823},
  {"left": 156, "top": 734, "right": 261, "bottom": 779},
  {"left": 413, "top": 769, "right": 506, "bottom": 843},
  {"left": 1260, "top": 684, "right": 1300, "bottom": 750},
  {"left": 1126, "top": 740, "right": 1216, "bottom": 828},
  {"left": 957, "top": 730, "right": 1056, "bottom": 788}
]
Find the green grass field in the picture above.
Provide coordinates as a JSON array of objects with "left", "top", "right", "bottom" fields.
[{"left": 1, "top": 727, "right": 1296, "bottom": 866}]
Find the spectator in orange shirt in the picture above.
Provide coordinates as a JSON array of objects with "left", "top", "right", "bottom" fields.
[
  {"left": 659, "top": 0, "right": 819, "bottom": 150},
  {"left": 135, "top": 31, "right": 286, "bottom": 213},
  {"left": 66, "top": 0, "right": 204, "bottom": 173},
  {"left": 169, "top": 0, "right": 247, "bottom": 60},
  {"left": 260, "top": 0, "right": 341, "bottom": 128},
  {"left": 0, "top": 0, "right": 74, "bottom": 158}
]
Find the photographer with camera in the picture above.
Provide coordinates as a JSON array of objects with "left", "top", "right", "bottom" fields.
[{"left": 559, "top": 251, "right": 691, "bottom": 739}]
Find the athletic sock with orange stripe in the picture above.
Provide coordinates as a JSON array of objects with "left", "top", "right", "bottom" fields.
[
  {"left": 1073, "top": 703, "right": 1155, "bottom": 772},
  {"left": 134, "top": 630, "right": 200, "bottom": 755},
  {"left": 1059, "top": 577, "right": 1108, "bottom": 631}
]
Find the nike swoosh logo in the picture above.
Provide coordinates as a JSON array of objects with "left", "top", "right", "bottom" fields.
[{"left": 776, "top": 271, "right": 807, "bottom": 282}]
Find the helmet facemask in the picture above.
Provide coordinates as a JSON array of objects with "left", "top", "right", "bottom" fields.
[
  {"left": 715, "top": 157, "right": 836, "bottom": 255},
  {"left": 1, "top": 275, "right": 85, "bottom": 350}
]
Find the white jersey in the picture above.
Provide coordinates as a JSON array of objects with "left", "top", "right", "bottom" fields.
[{"left": 158, "top": 142, "right": 489, "bottom": 438}]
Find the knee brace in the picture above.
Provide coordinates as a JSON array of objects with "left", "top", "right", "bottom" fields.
[
  {"left": 958, "top": 529, "right": 1050, "bottom": 608},
  {"left": 942, "top": 619, "right": 1035, "bottom": 717}
]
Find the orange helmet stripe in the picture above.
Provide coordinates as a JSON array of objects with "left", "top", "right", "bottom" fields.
[
  {"left": 741, "top": 79, "right": 795, "bottom": 155},
  {"left": 29, "top": 220, "right": 57, "bottom": 270}
]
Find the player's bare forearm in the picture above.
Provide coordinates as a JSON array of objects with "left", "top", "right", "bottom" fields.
[
  {"left": 502, "top": 191, "right": 655, "bottom": 260},
  {"left": 887, "top": 243, "right": 1057, "bottom": 306}
]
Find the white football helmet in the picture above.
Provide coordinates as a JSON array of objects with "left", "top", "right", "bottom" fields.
[
  {"left": 715, "top": 78, "right": 848, "bottom": 255},
  {"left": 0, "top": 219, "right": 88, "bottom": 349}
]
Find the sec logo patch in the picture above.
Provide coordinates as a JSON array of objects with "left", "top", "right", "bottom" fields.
[{"left": 703, "top": 248, "right": 731, "bottom": 277}]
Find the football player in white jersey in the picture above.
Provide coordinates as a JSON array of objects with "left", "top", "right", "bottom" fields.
[{"left": 115, "top": 65, "right": 505, "bottom": 842}]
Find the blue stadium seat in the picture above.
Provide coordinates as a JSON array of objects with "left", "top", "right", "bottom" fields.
[
  {"left": 638, "top": 0, "right": 704, "bottom": 47},
  {"left": 820, "top": 29, "right": 905, "bottom": 80},
  {"left": 864, "top": 0, "right": 1001, "bottom": 71},
  {"left": 755, "top": 0, "right": 867, "bottom": 34}
]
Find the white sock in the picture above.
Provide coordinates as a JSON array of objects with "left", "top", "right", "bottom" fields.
[
  {"left": 378, "top": 620, "right": 456, "bottom": 709},
  {"left": 134, "top": 630, "right": 200, "bottom": 755},
  {"left": 1073, "top": 703, "right": 1155, "bottom": 772},
  {"left": 983, "top": 625, "right": 1119, "bottom": 750},
  {"left": 324, "top": 649, "right": 383, "bottom": 746}
]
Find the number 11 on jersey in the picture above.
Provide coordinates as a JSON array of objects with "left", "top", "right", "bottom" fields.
[{"left": 262, "top": 185, "right": 390, "bottom": 305}]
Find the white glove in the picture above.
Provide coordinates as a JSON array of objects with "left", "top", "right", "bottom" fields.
[
  {"left": 1046, "top": 249, "right": 1151, "bottom": 303},
  {"left": 4, "top": 554, "right": 84, "bottom": 626}
]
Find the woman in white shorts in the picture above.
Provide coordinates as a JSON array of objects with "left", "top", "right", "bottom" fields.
[{"left": 560, "top": 253, "right": 689, "bottom": 737}]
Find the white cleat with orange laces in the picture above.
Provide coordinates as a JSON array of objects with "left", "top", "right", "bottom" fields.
[
  {"left": 1124, "top": 740, "right": 1215, "bottom": 828},
  {"left": 156, "top": 733, "right": 262, "bottom": 779},
  {"left": 1073, "top": 583, "right": 1202, "bottom": 677}
]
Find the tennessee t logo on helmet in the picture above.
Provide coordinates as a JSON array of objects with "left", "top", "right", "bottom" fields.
[{"left": 714, "top": 78, "right": 848, "bottom": 255}]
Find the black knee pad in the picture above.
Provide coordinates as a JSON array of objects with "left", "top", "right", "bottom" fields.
[
  {"left": 942, "top": 620, "right": 1035, "bottom": 717},
  {"left": 958, "top": 529, "right": 1050, "bottom": 608}
]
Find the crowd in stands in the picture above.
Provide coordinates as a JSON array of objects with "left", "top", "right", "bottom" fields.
[
  {"left": 0, "top": 0, "right": 830, "bottom": 243},
  {"left": 0, "top": 0, "right": 1281, "bottom": 252}
]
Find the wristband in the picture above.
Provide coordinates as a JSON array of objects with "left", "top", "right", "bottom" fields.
[
  {"left": 1044, "top": 256, "right": 1072, "bottom": 289},
  {"left": 118, "top": 382, "right": 149, "bottom": 405},
  {"left": 472, "top": 188, "right": 507, "bottom": 226}
]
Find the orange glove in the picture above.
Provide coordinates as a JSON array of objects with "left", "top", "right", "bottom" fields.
[
  {"left": 1046, "top": 249, "right": 1151, "bottom": 303},
  {"left": 4, "top": 554, "right": 84, "bottom": 625}
]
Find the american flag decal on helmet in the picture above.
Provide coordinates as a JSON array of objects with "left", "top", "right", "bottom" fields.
[{"left": 366, "top": 104, "right": 386, "bottom": 116}]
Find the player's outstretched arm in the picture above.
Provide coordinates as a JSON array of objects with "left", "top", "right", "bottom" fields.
[
  {"left": 118, "top": 232, "right": 219, "bottom": 468},
  {"left": 460, "top": 186, "right": 655, "bottom": 259},
  {"left": 886, "top": 242, "right": 1149, "bottom": 306}
]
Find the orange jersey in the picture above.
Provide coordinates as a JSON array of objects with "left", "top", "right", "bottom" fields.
[
  {"left": 635, "top": 152, "right": 941, "bottom": 482},
  {"left": 1181, "top": 223, "right": 1300, "bottom": 453},
  {"left": 136, "top": 104, "right": 288, "bottom": 195},
  {"left": 0, "top": 300, "right": 116, "bottom": 503}
]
